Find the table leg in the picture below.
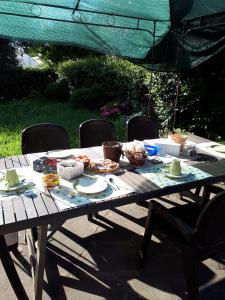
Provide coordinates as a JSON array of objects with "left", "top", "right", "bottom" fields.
[
  {"left": 34, "top": 224, "right": 48, "bottom": 300},
  {"left": 0, "top": 235, "right": 29, "bottom": 300}
]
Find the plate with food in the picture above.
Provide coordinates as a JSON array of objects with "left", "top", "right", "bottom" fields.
[
  {"left": 42, "top": 173, "right": 60, "bottom": 188},
  {"left": 74, "top": 176, "right": 108, "bottom": 194},
  {"left": 89, "top": 159, "right": 119, "bottom": 173},
  {"left": 33, "top": 157, "right": 60, "bottom": 173},
  {"left": 73, "top": 155, "right": 90, "bottom": 168},
  {"left": 45, "top": 150, "right": 72, "bottom": 159}
]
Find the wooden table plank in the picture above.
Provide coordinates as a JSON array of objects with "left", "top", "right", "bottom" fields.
[
  {"left": 41, "top": 193, "right": 60, "bottom": 214},
  {"left": 18, "top": 155, "right": 30, "bottom": 167},
  {"left": 22, "top": 196, "right": 38, "bottom": 219},
  {"left": 12, "top": 197, "right": 27, "bottom": 222},
  {"left": 2, "top": 199, "right": 15, "bottom": 224},
  {"left": 4, "top": 157, "right": 14, "bottom": 169},
  {"left": 189, "top": 135, "right": 210, "bottom": 144},
  {"left": 10, "top": 156, "right": 22, "bottom": 168},
  {"left": 122, "top": 171, "right": 158, "bottom": 193},
  {"left": 83, "top": 147, "right": 103, "bottom": 159},
  {"left": 33, "top": 194, "right": 48, "bottom": 217},
  {"left": 117, "top": 172, "right": 141, "bottom": 192},
  {"left": 0, "top": 159, "right": 6, "bottom": 170},
  {"left": 195, "top": 161, "right": 225, "bottom": 176}
]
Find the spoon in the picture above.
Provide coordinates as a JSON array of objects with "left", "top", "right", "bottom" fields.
[{"left": 105, "top": 176, "right": 119, "bottom": 191}]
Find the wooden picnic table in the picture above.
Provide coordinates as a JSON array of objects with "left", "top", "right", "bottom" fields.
[{"left": 0, "top": 135, "right": 225, "bottom": 300}]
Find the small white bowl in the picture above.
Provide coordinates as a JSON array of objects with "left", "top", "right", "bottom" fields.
[{"left": 57, "top": 160, "right": 84, "bottom": 180}]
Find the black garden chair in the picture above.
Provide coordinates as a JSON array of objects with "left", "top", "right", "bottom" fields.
[
  {"left": 127, "top": 116, "right": 158, "bottom": 142},
  {"left": 139, "top": 191, "right": 225, "bottom": 300},
  {"left": 79, "top": 119, "right": 117, "bottom": 148},
  {"left": 22, "top": 123, "right": 70, "bottom": 154}
]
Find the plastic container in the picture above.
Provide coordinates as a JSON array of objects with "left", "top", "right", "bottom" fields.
[
  {"left": 57, "top": 160, "right": 84, "bottom": 180},
  {"left": 144, "top": 138, "right": 181, "bottom": 156},
  {"left": 144, "top": 145, "right": 160, "bottom": 156}
]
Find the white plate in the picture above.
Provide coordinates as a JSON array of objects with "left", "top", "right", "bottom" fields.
[
  {"left": 162, "top": 170, "right": 191, "bottom": 179},
  {"left": 75, "top": 176, "right": 108, "bottom": 194},
  {"left": 45, "top": 150, "right": 72, "bottom": 158},
  {"left": 0, "top": 176, "right": 30, "bottom": 191},
  {"left": 211, "top": 145, "right": 225, "bottom": 153}
]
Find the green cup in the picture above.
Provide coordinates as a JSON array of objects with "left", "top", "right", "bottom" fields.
[{"left": 170, "top": 159, "right": 181, "bottom": 176}]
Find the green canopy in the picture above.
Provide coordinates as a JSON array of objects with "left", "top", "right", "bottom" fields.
[{"left": 0, "top": 0, "right": 225, "bottom": 71}]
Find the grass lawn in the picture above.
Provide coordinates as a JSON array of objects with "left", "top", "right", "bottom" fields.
[{"left": 0, "top": 99, "right": 126, "bottom": 157}]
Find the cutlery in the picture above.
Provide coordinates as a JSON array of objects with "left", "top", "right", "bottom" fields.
[{"left": 105, "top": 176, "right": 119, "bottom": 191}]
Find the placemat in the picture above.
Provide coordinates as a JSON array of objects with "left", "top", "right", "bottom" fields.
[
  {"left": 0, "top": 168, "right": 135, "bottom": 211},
  {"left": 137, "top": 163, "right": 212, "bottom": 188},
  {"left": 49, "top": 174, "right": 135, "bottom": 210}
]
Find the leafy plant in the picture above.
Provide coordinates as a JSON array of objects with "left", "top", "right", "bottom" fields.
[
  {"left": 0, "top": 66, "right": 57, "bottom": 100},
  {"left": 44, "top": 79, "right": 70, "bottom": 101},
  {"left": 151, "top": 73, "right": 199, "bottom": 131},
  {"left": 58, "top": 56, "right": 149, "bottom": 109},
  {"left": 70, "top": 85, "right": 107, "bottom": 109}
]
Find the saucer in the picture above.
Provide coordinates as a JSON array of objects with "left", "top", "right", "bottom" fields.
[
  {"left": 162, "top": 170, "right": 191, "bottom": 179},
  {"left": 0, "top": 176, "right": 30, "bottom": 191}
]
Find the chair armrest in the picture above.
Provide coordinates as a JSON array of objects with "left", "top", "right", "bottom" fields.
[{"left": 150, "top": 200, "right": 196, "bottom": 241}]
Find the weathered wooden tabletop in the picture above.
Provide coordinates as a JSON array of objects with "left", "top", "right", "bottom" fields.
[
  {"left": 1, "top": 134, "right": 225, "bottom": 300},
  {"left": 0, "top": 135, "right": 225, "bottom": 236}
]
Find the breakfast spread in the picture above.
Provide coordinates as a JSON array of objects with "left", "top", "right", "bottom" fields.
[
  {"left": 73, "top": 155, "right": 90, "bottom": 168},
  {"left": 89, "top": 159, "right": 119, "bottom": 173},
  {"left": 43, "top": 173, "right": 60, "bottom": 188}
]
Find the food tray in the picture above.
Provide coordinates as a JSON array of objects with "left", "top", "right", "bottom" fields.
[{"left": 33, "top": 157, "right": 60, "bottom": 173}]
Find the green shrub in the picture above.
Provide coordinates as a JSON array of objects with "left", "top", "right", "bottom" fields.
[
  {"left": 70, "top": 85, "right": 108, "bottom": 109},
  {"left": 57, "top": 56, "right": 149, "bottom": 109},
  {"left": 20, "top": 67, "right": 57, "bottom": 94},
  {"left": 152, "top": 73, "right": 199, "bottom": 131},
  {"left": 0, "top": 39, "right": 19, "bottom": 100},
  {"left": 0, "top": 67, "right": 57, "bottom": 100},
  {"left": 44, "top": 79, "right": 70, "bottom": 101}
]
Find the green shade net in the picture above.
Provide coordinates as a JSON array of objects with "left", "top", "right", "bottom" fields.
[
  {"left": 146, "top": 0, "right": 225, "bottom": 71},
  {"left": 0, "top": 0, "right": 225, "bottom": 71},
  {"left": 0, "top": 0, "right": 170, "bottom": 60}
]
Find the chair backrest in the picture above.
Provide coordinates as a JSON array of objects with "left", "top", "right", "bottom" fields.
[
  {"left": 127, "top": 116, "right": 158, "bottom": 142},
  {"left": 196, "top": 191, "right": 225, "bottom": 246},
  {"left": 79, "top": 119, "right": 117, "bottom": 148},
  {"left": 22, "top": 123, "right": 70, "bottom": 154}
]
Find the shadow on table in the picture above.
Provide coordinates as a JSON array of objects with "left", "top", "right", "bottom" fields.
[{"left": 42, "top": 212, "right": 221, "bottom": 300}]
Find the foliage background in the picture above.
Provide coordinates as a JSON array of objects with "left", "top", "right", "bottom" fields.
[{"left": 1, "top": 39, "right": 225, "bottom": 145}]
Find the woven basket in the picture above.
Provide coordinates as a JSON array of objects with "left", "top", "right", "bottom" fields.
[
  {"left": 169, "top": 134, "right": 188, "bottom": 153},
  {"left": 125, "top": 152, "right": 147, "bottom": 166},
  {"left": 169, "top": 133, "right": 187, "bottom": 144}
]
